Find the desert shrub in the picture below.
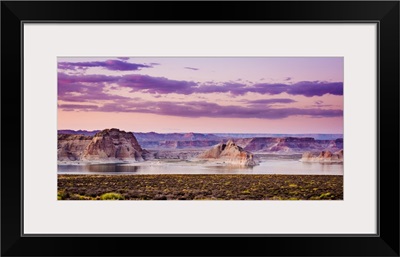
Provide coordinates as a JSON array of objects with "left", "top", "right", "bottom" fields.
[
  {"left": 57, "top": 190, "right": 66, "bottom": 200},
  {"left": 100, "top": 192, "right": 125, "bottom": 200},
  {"left": 70, "top": 194, "right": 93, "bottom": 200},
  {"left": 319, "top": 192, "right": 332, "bottom": 199}
]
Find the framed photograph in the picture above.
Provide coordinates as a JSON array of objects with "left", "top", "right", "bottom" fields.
[{"left": 2, "top": 1, "right": 399, "bottom": 256}]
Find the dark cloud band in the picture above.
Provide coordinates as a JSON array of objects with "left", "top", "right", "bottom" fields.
[
  {"left": 59, "top": 100, "right": 342, "bottom": 119},
  {"left": 58, "top": 60, "right": 152, "bottom": 71},
  {"left": 58, "top": 72, "right": 343, "bottom": 98},
  {"left": 184, "top": 67, "right": 199, "bottom": 71}
]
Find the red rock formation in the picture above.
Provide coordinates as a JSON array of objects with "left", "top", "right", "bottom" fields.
[
  {"left": 83, "top": 128, "right": 144, "bottom": 161},
  {"left": 58, "top": 134, "right": 92, "bottom": 161},
  {"left": 197, "top": 140, "right": 258, "bottom": 166},
  {"left": 236, "top": 137, "right": 343, "bottom": 154},
  {"left": 300, "top": 149, "right": 343, "bottom": 163},
  {"left": 58, "top": 128, "right": 146, "bottom": 162}
]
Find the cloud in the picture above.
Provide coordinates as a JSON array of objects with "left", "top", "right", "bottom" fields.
[
  {"left": 285, "top": 81, "right": 343, "bottom": 97},
  {"left": 118, "top": 74, "right": 198, "bottom": 94},
  {"left": 58, "top": 73, "right": 116, "bottom": 85},
  {"left": 60, "top": 100, "right": 342, "bottom": 119},
  {"left": 246, "top": 99, "right": 297, "bottom": 104},
  {"left": 184, "top": 67, "right": 199, "bottom": 71},
  {"left": 311, "top": 100, "right": 333, "bottom": 108},
  {"left": 58, "top": 104, "right": 99, "bottom": 111},
  {"left": 195, "top": 83, "right": 243, "bottom": 94},
  {"left": 284, "top": 77, "right": 292, "bottom": 81},
  {"left": 117, "top": 57, "right": 130, "bottom": 60},
  {"left": 59, "top": 90, "right": 129, "bottom": 102},
  {"left": 58, "top": 73, "right": 129, "bottom": 102},
  {"left": 58, "top": 72, "right": 343, "bottom": 99},
  {"left": 249, "top": 81, "right": 343, "bottom": 97},
  {"left": 58, "top": 60, "right": 152, "bottom": 71}
]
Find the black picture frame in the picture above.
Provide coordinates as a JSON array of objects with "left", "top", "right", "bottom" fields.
[{"left": 1, "top": 1, "right": 399, "bottom": 256}]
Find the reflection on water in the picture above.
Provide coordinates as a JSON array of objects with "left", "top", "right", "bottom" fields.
[
  {"left": 88, "top": 164, "right": 140, "bottom": 173},
  {"left": 58, "top": 164, "right": 140, "bottom": 174},
  {"left": 257, "top": 160, "right": 343, "bottom": 175},
  {"left": 58, "top": 159, "right": 343, "bottom": 175}
]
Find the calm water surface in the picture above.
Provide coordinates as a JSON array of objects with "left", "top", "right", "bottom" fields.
[{"left": 58, "top": 159, "right": 343, "bottom": 175}]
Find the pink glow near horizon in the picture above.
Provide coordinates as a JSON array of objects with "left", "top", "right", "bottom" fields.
[{"left": 58, "top": 57, "right": 343, "bottom": 133}]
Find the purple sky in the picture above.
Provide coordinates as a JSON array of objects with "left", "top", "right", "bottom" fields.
[{"left": 58, "top": 57, "right": 343, "bottom": 133}]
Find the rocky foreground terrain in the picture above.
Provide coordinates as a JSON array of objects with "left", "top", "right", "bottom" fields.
[{"left": 58, "top": 174, "right": 343, "bottom": 200}]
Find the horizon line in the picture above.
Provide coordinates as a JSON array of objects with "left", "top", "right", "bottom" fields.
[{"left": 57, "top": 128, "right": 343, "bottom": 135}]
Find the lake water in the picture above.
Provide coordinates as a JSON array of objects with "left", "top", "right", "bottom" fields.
[{"left": 58, "top": 159, "right": 343, "bottom": 175}]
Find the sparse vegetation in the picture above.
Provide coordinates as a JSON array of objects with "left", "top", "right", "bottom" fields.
[
  {"left": 100, "top": 192, "right": 125, "bottom": 200},
  {"left": 58, "top": 174, "right": 343, "bottom": 200},
  {"left": 57, "top": 190, "right": 67, "bottom": 200}
]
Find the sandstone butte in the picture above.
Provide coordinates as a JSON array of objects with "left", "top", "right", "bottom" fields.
[
  {"left": 58, "top": 128, "right": 146, "bottom": 162},
  {"left": 197, "top": 139, "right": 259, "bottom": 166},
  {"left": 300, "top": 149, "right": 343, "bottom": 163}
]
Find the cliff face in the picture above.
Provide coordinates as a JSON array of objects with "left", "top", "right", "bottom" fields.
[
  {"left": 134, "top": 132, "right": 221, "bottom": 142},
  {"left": 58, "top": 134, "right": 92, "bottom": 161},
  {"left": 235, "top": 137, "right": 343, "bottom": 154},
  {"left": 140, "top": 140, "right": 222, "bottom": 149},
  {"left": 300, "top": 149, "right": 343, "bottom": 163},
  {"left": 58, "top": 128, "right": 146, "bottom": 162},
  {"left": 197, "top": 140, "right": 258, "bottom": 166},
  {"left": 139, "top": 137, "right": 343, "bottom": 152},
  {"left": 135, "top": 132, "right": 221, "bottom": 149},
  {"left": 83, "top": 128, "right": 144, "bottom": 161}
]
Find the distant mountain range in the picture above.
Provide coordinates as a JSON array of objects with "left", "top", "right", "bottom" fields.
[
  {"left": 134, "top": 132, "right": 221, "bottom": 142},
  {"left": 214, "top": 133, "right": 343, "bottom": 140},
  {"left": 58, "top": 130, "right": 100, "bottom": 136},
  {"left": 58, "top": 129, "right": 343, "bottom": 154},
  {"left": 58, "top": 130, "right": 343, "bottom": 141},
  {"left": 235, "top": 137, "right": 343, "bottom": 154}
]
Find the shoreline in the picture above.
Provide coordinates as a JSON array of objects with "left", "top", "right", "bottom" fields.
[{"left": 57, "top": 157, "right": 338, "bottom": 166}]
